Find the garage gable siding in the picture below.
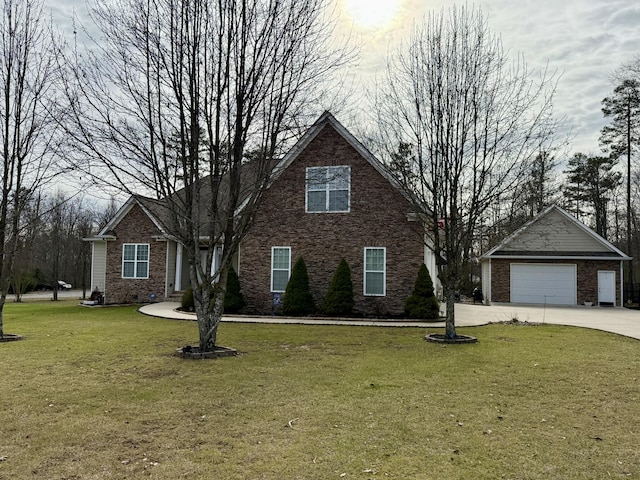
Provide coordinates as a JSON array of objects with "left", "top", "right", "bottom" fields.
[{"left": 504, "top": 209, "right": 610, "bottom": 252}]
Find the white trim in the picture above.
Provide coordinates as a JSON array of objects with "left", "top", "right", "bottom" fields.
[
  {"left": 364, "top": 247, "right": 386, "bottom": 296},
  {"left": 91, "top": 241, "right": 96, "bottom": 292},
  {"left": 488, "top": 258, "right": 492, "bottom": 303},
  {"left": 305, "top": 165, "right": 351, "bottom": 213},
  {"left": 597, "top": 270, "right": 616, "bottom": 306},
  {"left": 271, "top": 246, "right": 291, "bottom": 293},
  {"left": 122, "top": 243, "right": 150, "bottom": 279},
  {"left": 98, "top": 196, "right": 169, "bottom": 238},
  {"left": 164, "top": 242, "right": 170, "bottom": 298},
  {"left": 620, "top": 260, "right": 624, "bottom": 306},
  {"left": 487, "top": 255, "right": 626, "bottom": 261},
  {"left": 175, "top": 243, "right": 183, "bottom": 291}
]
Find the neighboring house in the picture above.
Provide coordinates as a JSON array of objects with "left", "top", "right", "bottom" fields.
[
  {"left": 480, "top": 205, "right": 630, "bottom": 307},
  {"left": 85, "top": 112, "right": 439, "bottom": 315}
]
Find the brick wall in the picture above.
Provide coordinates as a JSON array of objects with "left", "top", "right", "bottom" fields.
[
  {"left": 490, "top": 258, "right": 621, "bottom": 305},
  {"left": 490, "top": 259, "right": 511, "bottom": 302},
  {"left": 576, "top": 260, "right": 620, "bottom": 305},
  {"left": 105, "top": 203, "right": 167, "bottom": 304},
  {"left": 240, "top": 124, "right": 424, "bottom": 316}
]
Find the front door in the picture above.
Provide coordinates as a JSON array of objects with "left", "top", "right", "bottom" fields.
[{"left": 598, "top": 271, "right": 616, "bottom": 306}]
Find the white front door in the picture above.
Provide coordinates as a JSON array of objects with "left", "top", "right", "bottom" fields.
[{"left": 598, "top": 271, "right": 616, "bottom": 306}]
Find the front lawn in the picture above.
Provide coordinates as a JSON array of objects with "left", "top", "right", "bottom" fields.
[{"left": 0, "top": 301, "right": 638, "bottom": 479}]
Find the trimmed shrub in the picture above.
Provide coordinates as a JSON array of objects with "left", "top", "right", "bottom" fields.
[
  {"left": 323, "top": 258, "right": 354, "bottom": 316},
  {"left": 181, "top": 287, "right": 195, "bottom": 312},
  {"left": 405, "top": 264, "right": 440, "bottom": 319},
  {"left": 283, "top": 257, "right": 315, "bottom": 316},
  {"left": 224, "top": 266, "right": 245, "bottom": 313}
]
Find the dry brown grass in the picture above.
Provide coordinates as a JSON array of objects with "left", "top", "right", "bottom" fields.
[{"left": 0, "top": 300, "right": 638, "bottom": 479}]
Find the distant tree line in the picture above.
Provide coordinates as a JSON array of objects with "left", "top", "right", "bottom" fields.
[{"left": 10, "top": 191, "right": 117, "bottom": 301}]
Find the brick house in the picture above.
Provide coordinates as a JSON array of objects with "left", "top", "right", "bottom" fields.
[
  {"left": 85, "top": 112, "right": 439, "bottom": 315},
  {"left": 480, "top": 205, "right": 630, "bottom": 306}
]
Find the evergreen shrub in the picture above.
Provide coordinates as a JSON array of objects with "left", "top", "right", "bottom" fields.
[
  {"left": 323, "top": 258, "right": 354, "bottom": 316},
  {"left": 181, "top": 287, "right": 194, "bottom": 312},
  {"left": 405, "top": 264, "right": 440, "bottom": 319},
  {"left": 283, "top": 257, "right": 315, "bottom": 315},
  {"left": 224, "top": 266, "right": 246, "bottom": 313}
]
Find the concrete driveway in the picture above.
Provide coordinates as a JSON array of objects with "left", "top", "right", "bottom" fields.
[
  {"left": 456, "top": 302, "right": 640, "bottom": 340},
  {"left": 139, "top": 301, "right": 640, "bottom": 340},
  {"left": 19, "top": 289, "right": 84, "bottom": 301}
]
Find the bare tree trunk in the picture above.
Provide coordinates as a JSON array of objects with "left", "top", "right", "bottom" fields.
[
  {"left": 0, "top": 0, "right": 60, "bottom": 334},
  {"left": 445, "top": 288, "right": 456, "bottom": 339},
  {"left": 375, "top": 5, "right": 560, "bottom": 335},
  {"left": 61, "top": 0, "right": 351, "bottom": 352}
]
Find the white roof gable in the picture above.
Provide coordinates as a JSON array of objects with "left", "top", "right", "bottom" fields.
[{"left": 96, "top": 196, "right": 167, "bottom": 237}]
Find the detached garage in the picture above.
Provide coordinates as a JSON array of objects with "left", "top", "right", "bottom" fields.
[{"left": 481, "top": 205, "right": 630, "bottom": 307}]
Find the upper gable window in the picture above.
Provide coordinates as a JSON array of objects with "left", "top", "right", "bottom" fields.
[{"left": 306, "top": 166, "right": 350, "bottom": 213}]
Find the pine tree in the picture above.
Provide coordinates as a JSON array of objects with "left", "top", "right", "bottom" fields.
[
  {"left": 600, "top": 78, "right": 640, "bottom": 297},
  {"left": 563, "top": 153, "right": 621, "bottom": 238},
  {"left": 283, "top": 257, "right": 315, "bottom": 315},
  {"left": 405, "top": 264, "right": 440, "bottom": 319},
  {"left": 323, "top": 259, "right": 354, "bottom": 316}
]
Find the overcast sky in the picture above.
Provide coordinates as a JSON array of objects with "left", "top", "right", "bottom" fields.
[
  {"left": 336, "top": 0, "right": 640, "bottom": 157},
  {"left": 49, "top": 0, "right": 640, "bottom": 159}
]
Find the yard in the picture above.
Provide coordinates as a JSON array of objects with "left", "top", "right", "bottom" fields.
[{"left": 0, "top": 300, "right": 638, "bottom": 479}]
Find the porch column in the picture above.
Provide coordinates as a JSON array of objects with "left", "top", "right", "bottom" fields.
[{"left": 175, "top": 243, "right": 183, "bottom": 291}]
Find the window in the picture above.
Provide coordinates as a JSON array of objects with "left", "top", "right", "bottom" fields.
[
  {"left": 122, "top": 244, "right": 149, "bottom": 279},
  {"left": 364, "top": 247, "right": 386, "bottom": 296},
  {"left": 306, "top": 166, "right": 350, "bottom": 212},
  {"left": 271, "top": 247, "right": 291, "bottom": 292}
]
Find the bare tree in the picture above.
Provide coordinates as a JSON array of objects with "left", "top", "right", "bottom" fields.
[
  {"left": 0, "top": 0, "right": 61, "bottom": 337},
  {"left": 61, "top": 0, "right": 350, "bottom": 352},
  {"left": 523, "top": 151, "right": 559, "bottom": 217},
  {"left": 375, "top": 6, "right": 560, "bottom": 339}
]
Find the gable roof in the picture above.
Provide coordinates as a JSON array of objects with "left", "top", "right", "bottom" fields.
[
  {"left": 268, "top": 111, "right": 425, "bottom": 211},
  {"left": 482, "top": 205, "right": 631, "bottom": 260},
  {"left": 95, "top": 195, "right": 168, "bottom": 238},
  {"left": 90, "top": 111, "right": 426, "bottom": 240}
]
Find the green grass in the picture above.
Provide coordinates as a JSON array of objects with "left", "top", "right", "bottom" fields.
[{"left": 0, "top": 301, "right": 638, "bottom": 479}]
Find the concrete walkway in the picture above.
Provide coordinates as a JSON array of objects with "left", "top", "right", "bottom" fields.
[
  {"left": 138, "top": 302, "right": 488, "bottom": 328},
  {"left": 138, "top": 301, "right": 640, "bottom": 340}
]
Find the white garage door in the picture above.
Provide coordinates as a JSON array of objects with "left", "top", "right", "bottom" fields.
[{"left": 510, "top": 264, "right": 576, "bottom": 305}]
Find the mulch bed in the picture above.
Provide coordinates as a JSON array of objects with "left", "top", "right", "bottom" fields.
[{"left": 176, "top": 345, "right": 238, "bottom": 359}]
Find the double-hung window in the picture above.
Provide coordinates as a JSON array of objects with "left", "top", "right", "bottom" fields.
[
  {"left": 306, "top": 166, "right": 350, "bottom": 213},
  {"left": 271, "top": 246, "right": 291, "bottom": 292},
  {"left": 122, "top": 244, "right": 149, "bottom": 279},
  {"left": 364, "top": 247, "right": 386, "bottom": 296}
]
